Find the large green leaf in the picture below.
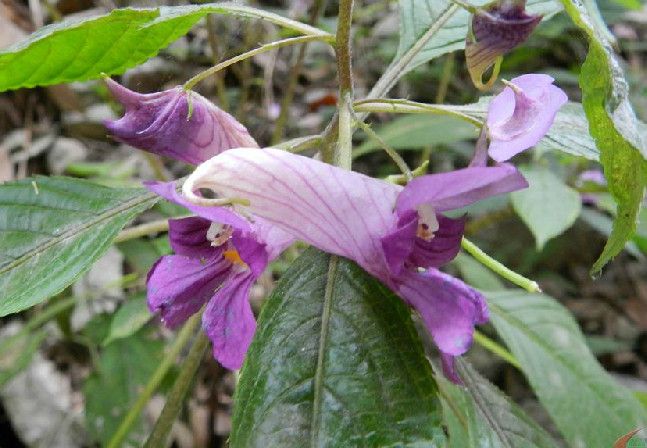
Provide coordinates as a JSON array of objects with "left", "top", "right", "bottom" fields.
[
  {"left": 511, "top": 166, "right": 582, "bottom": 249},
  {"left": 0, "top": 176, "right": 157, "bottom": 316},
  {"left": 0, "top": 3, "right": 330, "bottom": 92},
  {"left": 439, "top": 361, "right": 556, "bottom": 448},
  {"left": 231, "top": 249, "right": 445, "bottom": 447},
  {"left": 559, "top": 0, "right": 647, "bottom": 273},
  {"left": 487, "top": 291, "right": 647, "bottom": 447},
  {"left": 394, "top": 0, "right": 561, "bottom": 77}
]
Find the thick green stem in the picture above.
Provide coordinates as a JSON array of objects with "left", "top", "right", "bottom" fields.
[
  {"left": 353, "top": 98, "right": 483, "bottom": 127},
  {"left": 107, "top": 313, "right": 202, "bottom": 448},
  {"left": 143, "top": 331, "right": 210, "bottom": 448},
  {"left": 114, "top": 218, "right": 171, "bottom": 243},
  {"left": 183, "top": 35, "right": 333, "bottom": 91},
  {"left": 461, "top": 238, "right": 541, "bottom": 292}
]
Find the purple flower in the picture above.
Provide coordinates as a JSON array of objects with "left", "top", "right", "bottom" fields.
[
  {"left": 181, "top": 147, "right": 528, "bottom": 381},
  {"left": 466, "top": 0, "right": 542, "bottom": 89},
  {"left": 104, "top": 78, "right": 258, "bottom": 165},
  {"left": 485, "top": 74, "right": 567, "bottom": 162},
  {"left": 144, "top": 181, "right": 293, "bottom": 369}
]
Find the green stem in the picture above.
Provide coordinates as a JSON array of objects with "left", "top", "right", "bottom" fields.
[
  {"left": 461, "top": 238, "right": 541, "bottom": 292},
  {"left": 183, "top": 35, "right": 332, "bottom": 91},
  {"left": 143, "top": 331, "right": 210, "bottom": 448},
  {"left": 353, "top": 98, "right": 483, "bottom": 127},
  {"left": 348, "top": 104, "right": 412, "bottom": 179},
  {"left": 473, "top": 331, "right": 521, "bottom": 369},
  {"left": 107, "top": 313, "right": 203, "bottom": 448}
]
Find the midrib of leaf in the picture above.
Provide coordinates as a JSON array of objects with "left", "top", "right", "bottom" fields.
[
  {"left": 309, "top": 255, "right": 339, "bottom": 447},
  {"left": 0, "top": 189, "right": 157, "bottom": 276},
  {"left": 457, "top": 360, "right": 514, "bottom": 448},
  {"left": 489, "top": 301, "right": 629, "bottom": 428}
]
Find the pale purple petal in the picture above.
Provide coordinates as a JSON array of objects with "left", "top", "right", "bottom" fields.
[
  {"left": 147, "top": 253, "right": 231, "bottom": 329},
  {"left": 105, "top": 79, "right": 258, "bottom": 165},
  {"left": 396, "top": 269, "right": 488, "bottom": 357},
  {"left": 168, "top": 217, "right": 213, "bottom": 258},
  {"left": 396, "top": 164, "right": 528, "bottom": 214},
  {"left": 183, "top": 147, "right": 401, "bottom": 280},
  {"left": 202, "top": 272, "right": 257, "bottom": 370},
  {"left": 380, "top": 210, "right": 417, "bottom": 278},
  {"left": 487, "top": 74, "right": 568, "bottom": 162},
  {"left": 144, "top": 180, "right": 252, "bottom": 231}
]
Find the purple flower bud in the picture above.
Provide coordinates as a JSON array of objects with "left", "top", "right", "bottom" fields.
[
  {"left": 104, "top": 78, "right": 258, "bottom": 165},
  {"left": 466, "top": 1, "right": 542, "bottom": 89},
  {"left": 486, "top": 74, "right": 568, "bottom": 162}
]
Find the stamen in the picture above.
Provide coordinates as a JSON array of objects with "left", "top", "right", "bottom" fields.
[
  {"left": 416, "top": 204, "right": 439, "bottom": 241},
  {"left": 206, "top": 222, "right": 233, "bottom": 246},
  {"left": 223, "top": 248, "right": 248, "bottom": 269}
]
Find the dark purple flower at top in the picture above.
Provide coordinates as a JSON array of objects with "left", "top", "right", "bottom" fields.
[
  {"left": 144, "top": 181, "right": 293, "bottom": 369},
  {"left": 104, "top": 78, "right": 258, "bottom": 165},
  {"left": 485, "top": 74, "right": 567, "bottom": 162},
  {"left": 466, "top": 0, "right": 542, "bottom": 89},
  {"left": 181, "top": 147, "right": 528, "bottom": 382}
]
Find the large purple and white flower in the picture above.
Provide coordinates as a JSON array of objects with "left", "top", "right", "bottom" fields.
[
  {"left": 485, "top": 74, "right": 567, "bottom": 162},
  {"left": 181, "top": 147, "right": 528, "bottom": 381},
  {"left": 104, "top": 78, "right": 258, "bottom": 165},
  {"left": 144, "top": 181, "right": 293, "bottom": 369}
]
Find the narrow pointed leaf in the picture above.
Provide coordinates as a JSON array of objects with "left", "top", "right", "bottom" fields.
[
  {"left": 0, "top": 3, "right": 330, "bottom": 92},
  {"left": 232, "top": 249, "right": 445, "bottom": 447},
  {"left": 487, "top": 291, "right": 647, "bottom": 447},
  {"left": 0, "top": 177, "right": 158, "bottom": 316},
  {"left": 439, "top": 360, "right": 556, "bottom": 448},
  {"left": 559, "top": 0, "right": 647, "bottom": 273}
]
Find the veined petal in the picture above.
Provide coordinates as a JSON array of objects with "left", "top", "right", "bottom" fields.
[
  {"left": 487, "top": 74, "right": 568, "bottom": 162},
  {"left": 396, "top": 269, "right": 488, "bottom": 357},
  {"left": 168, "top": 217, "right": 213, "bottom": 258},
  {"left": 147, "top": 253, "right": 232, "bottom": 329},
  {"left": 396, "top": 164, "right": 528, "bottom": 214},
  {"left": 105, "top": 79, "right": 258, "bottom": 165},
  {"left": 203, "top": 272, "right": 257, "bottom": 370},
  {"left": 144, "top": 180, "right": 252, "bottom": 231},
  {"left": 183, "top": 147, "right": 401, "bottom": 279}
]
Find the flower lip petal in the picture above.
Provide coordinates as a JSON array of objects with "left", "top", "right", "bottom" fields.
[
  {"left": 395, "top": 164, "right": 528, "bottom": 215},
  {"left": 168, "top": 216, "right": 213, "bottom": 258},
  {"left": 145, "top": 180, "right": 252, "bottom": 231}
]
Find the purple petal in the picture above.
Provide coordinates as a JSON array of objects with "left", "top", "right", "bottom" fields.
[
  {"left": 382, "top": 213, "right": 466, "bottom": 276},
  {"left": 230, "top": 230, "right": 269, "bottom": 276},
  {"left": 104, "top": 78, "right": 258, "bottom": 165},
  {"left": 183, "top": 147, "right": 402, "bottom": 280},
  {"left": 147, "top": 253, "right": 231, "bottom": 329},
  {"left": 466, "top": 4, "right": 541, "bottom": 89},
  {"left": 408, "top": 215, "right": 466, "bottom": 269},
  {"left": 202, "top": 272, "right": 257, "bottom": 370},
  {"left": 144, "top": 180, "right": 252, "bottom": 231},
  {"left": 168, "top": 217, "right": 213, "bottom": 258},
  {"left": 396, "top": 269, "right": 488, "bottom": 357},
  {"left": 396, "top": 164, "right": 528, "bottom": 214},
  {"left": 487, "top": 74, "right": 568, "bottom": 162},
  {"left": 440, "top": 354, "right": 462, "bottom": 385}
]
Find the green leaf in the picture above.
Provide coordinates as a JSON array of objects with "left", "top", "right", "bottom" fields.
[
  {"left": 439, "top": 360, "right": 556, "bottom": 448},
  {"left": 103, "top": 294, "right": 152, "bottom": 346},
  {"left": 0, "top": 3, "right": 330, "bottom": 92},
  {"left": 231, "top": 249, "right": 445, "bottom": 447},
  {"left": 85, "top": 332, "right": 163, "bottom": 446},
  {"left": 0, "top": 176, "right": 158, "bottom": 316},
  {"left": 511, "top": 167, "right": 582, "bottom": 250},
  {"left": 579, "top": 208, "right": 643, "bottom": 258},
  {"left": 355, "top": 114, "right": 478, "bottom": 157},
  {"left": 0, "top": 329, "right": 47, "bottom": 388},
  {"left": 559, "top": 0, "right": 647, "bottom": 273},
  {"left": 487, "top": 290, "right": 647, "bottom": 447},
  {"left": 394, "top": 0, "right": 561, "bottom": 76}
]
